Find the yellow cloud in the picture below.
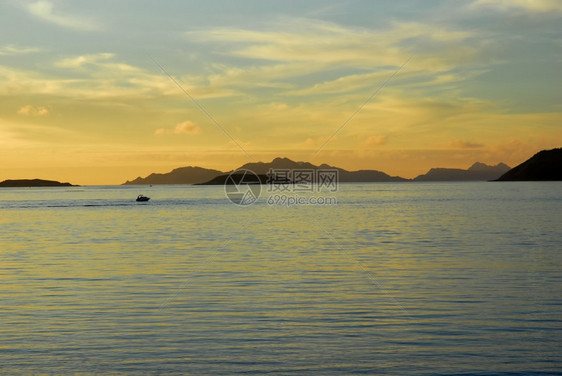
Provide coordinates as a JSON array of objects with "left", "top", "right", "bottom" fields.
[
  {"left": 361, "top": 135, "right": 388, "bottom": 147},
  {"left": 0, "top": 117, "right": 82, "bottom": 151},
  {"left": 186, "top": 19, "right": 476, "bottom": 71},
  {"left": 0, "top": 62, "right": 168, "bottom": 100},
  {"left": 0, "top": 120, "right": 39, "bottom": 149},
  {"left": 0, "top": 44, "right": 41, "bottom": 56},
  {"left": 155, "top": 121, "right": 201, "bottom": 135},
  {"left": 55, "top": 53, "right": 115, "bottom": 69},
  {"left": 17, "top": 105, "right": 49, "bottom": 116},
  {"left": 287, "top": 68, "right": 421, "bottom": 97},
  {"left": 299, "top": 135, "right": 340, "bottom": 149},
  {"left": 206, "top": 63, "right": 306, "bottom": 89},
  {"left": 180, "top": 19, "right": 488, "bottom": 103},
  {"left": 1, "top": 53, "right": 238, "bottom": 101},
  {"left": 449, "top": 140, "right": 484, "bottom": 149},
  {"left": 472, "top": 0, "right": 562, "bottom": 13}
]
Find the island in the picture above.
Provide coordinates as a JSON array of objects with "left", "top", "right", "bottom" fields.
[
  {"left": 238, "top": 157, "right": 408, "bottom": 182},
  {"left": 0, "top": 179, "right": 76, "bottom": 187},
  {"left": 126, "top": 157, "right": 407, "bottom": 185},
  {"left": 198, "top": 173, "right": 270, "bottom": 185},
  {"left": 496, "top": 148, "right": 562, "bottom": 181},
  {"left": 414, "top": 162, "right": 510, "bottom": 181},
  {"left": 121, "top": 156, "right": 526, "bottom": 185},
  {"left": 123, "top": 166, "right": 224, "bottom": 185}
]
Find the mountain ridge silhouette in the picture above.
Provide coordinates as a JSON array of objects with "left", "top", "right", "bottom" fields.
[
  {"left": 496, "top": 148, "right": 562, "bottom": 181},
  {"left": 414, "top": 162, "right": 510, "bottom": 181},
  {"left": 123, "top": 157, "right": 511, "bottom": 185}
]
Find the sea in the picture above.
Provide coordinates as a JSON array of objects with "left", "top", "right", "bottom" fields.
[{"left": 0, "top": 182, "right": 561, "bottom": 375}]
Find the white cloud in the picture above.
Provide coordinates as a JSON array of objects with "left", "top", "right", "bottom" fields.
[
  {"left": 27, "top": 0, "right": 101, "bottom": 31},
  {"left": 155, "top": 121, "right": 200, "bottom": 135}
]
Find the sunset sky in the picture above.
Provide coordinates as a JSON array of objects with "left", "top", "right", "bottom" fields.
[{"left": 1, "top": 0, "right": 561, "bottom": 185}]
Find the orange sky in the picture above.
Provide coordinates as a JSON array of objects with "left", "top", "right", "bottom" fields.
[{"left": 1, "top": 1, "right": 561, "bottom": 185}]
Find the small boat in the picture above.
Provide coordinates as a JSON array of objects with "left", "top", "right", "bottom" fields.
[{"left": 136, "top": 194, "right": 150, "bottom": 202}]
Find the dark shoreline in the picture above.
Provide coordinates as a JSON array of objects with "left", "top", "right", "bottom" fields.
[{"left": 0, "top": 179, "right": 77, "bottom": 188}]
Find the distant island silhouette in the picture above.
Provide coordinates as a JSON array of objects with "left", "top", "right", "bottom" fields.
[
  {"left": 123, "top": 157, "right": 512, "bottom": 185},
  {"left": 124, "top": 157, "right": 407, "bottom": 185},
  {"left": 237, "top": 157, "right": 408, "bottom": 182},
  {"left": 496, "top": 148, "right": 562, "bottom": 181},
  {"left": 414, "top": 162, "right": 510, "bottom": 181},
  {"left": 123, "top": 166, "right": 223, "bottom": 185},
  {"left": 0, "top": 179, "right": 76, "bottom": 187},
  {"left": 198, "top": 173, "right": 272, "bottom": 185},
  {"left": 2, "top": 150, "right": 558, "bottom": 186}
]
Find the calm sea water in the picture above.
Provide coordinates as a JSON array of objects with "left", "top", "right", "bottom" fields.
[{"left": 0, "top": 182, "right": 561, "bottom": 375}]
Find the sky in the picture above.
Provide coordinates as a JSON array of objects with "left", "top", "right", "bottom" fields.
[{"left": 1, "top": 0, "right": 561, "bottom": 185}]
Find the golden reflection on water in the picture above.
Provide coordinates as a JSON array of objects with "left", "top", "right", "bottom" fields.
[{"left": 0, "top": 183, "right": 561, "bottom": 374}]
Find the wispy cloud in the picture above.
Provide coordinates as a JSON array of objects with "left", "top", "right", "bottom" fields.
[
  {"left": 0, "top": 117, "right": 81, "bottom": 149},
  {"left": 186, "top": 19, "right": 475, "bottom": 70},
  {"left": 449, "top": 139, "right": 484, "bottom": 149},
  {"left": 0, "top": 119, "right": 40, "bottom": 148},
  {"left": 27, "top": 0, "right": 101, "bottom": 31},
  {"left": 472, "top": 0, "right": 562, "bottom": 13},
  {"left": 288, "top": 69, "right": 410, "bottom": 97},
  {"left": 361, "top": 135, "right": 388, "bottom": 147},
  {"left": 183, "top": 19, "right": 484, "bottom": 98},
  {"left": 0, "top": 54, "right": 235, "bottom": 101},
  {"left": 17, "top": 105, "right": 49, "bottom": 116},
  {"left": 55, "top": 53, "right": 115, "bottom": 69},
  {"left": 0, "top": 44, "right": 41, "bottom": 56},
  {"left": 155, "top": 121, "right": 201, "bottom": 135}
]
